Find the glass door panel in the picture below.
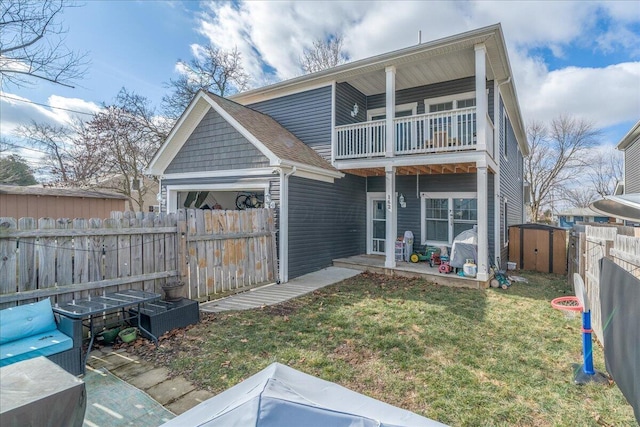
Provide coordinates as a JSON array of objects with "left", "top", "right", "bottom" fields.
[{"left": 372, "top": 199, "right": 386, "bottom": 254}]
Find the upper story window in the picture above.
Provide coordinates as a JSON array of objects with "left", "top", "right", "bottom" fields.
[
  {"left": 367, "top": 102, "right": 417, "bottom": 121},
  {"left": 425, "top": 92, "right": 476, "bottom": 112}
]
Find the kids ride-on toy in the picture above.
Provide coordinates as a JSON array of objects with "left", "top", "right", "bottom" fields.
[{"left": 409, "top": 246, "right": 440, "bottom": 264}]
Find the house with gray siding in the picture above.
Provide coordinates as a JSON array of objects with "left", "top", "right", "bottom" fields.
[
  {"left": 617, "top": 120, "right": 640, "bottom": 195},
  {"left": 147, "top": 24, "right": 528, "bottom": 284}
]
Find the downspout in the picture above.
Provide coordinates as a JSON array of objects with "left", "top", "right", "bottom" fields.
[{"left": 279, "top": 166, "right": 296, "bottom": 284}]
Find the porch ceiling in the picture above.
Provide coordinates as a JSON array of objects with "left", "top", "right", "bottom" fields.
[
  {"left": 343, "top": 162, "right": 478, "bottom": 177},
  {"left": 341, "top": 43, "right": 494, "bottom": 96}
]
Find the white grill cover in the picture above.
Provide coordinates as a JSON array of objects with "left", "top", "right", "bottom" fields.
[{"left": 161, "top": 363, "right": 447, "bottom": 427}]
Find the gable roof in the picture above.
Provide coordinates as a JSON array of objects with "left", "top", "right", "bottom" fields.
[
  {"left": 147, "top": 91, "right": 341, "bottom": 181},
  {"left": 231, "top": 24, "right": 528, "bottom": 156},
  {"left": 616, "top": 120, "right": 640, "bottom": 151}
]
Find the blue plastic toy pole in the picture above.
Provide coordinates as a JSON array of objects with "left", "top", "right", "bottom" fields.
[{"left": 581, "top": 310, "right": 595, "bottom": 375}]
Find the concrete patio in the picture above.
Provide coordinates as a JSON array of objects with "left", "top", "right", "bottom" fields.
[{"left": 333, "top": 254, "right": 489, "bottom": 289}]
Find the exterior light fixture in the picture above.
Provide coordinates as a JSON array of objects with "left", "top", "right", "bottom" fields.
[
  {"left": 399, "top": 193, "right": 406, "bottom": 208},
  {"left": 350, "top": 103, "right": 359, "bottom": 117}
]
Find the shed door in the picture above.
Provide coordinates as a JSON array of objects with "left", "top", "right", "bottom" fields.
[{"left": 522, "top": 229, "right": 550, "bottom": 272}]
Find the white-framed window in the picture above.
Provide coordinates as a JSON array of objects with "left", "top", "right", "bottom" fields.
[
  {"left": 421, "top": 192, "right": 477, "bottom": 245},
  {"left": 424, "top": 91, "right": 476, "bottom": 112},
  {"left": 367, "top": 102, "right": 418, "bottom": 121},
  {"left": 424, "top": 92, "right": 476, "bottom": 145},
  {"left": 503, "top": 199, "right": 509, "bottom": 247}
]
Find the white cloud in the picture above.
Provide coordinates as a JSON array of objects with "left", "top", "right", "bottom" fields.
[
  {"left": 193, "top": 0, "right": 640, "bottom": 134},
  {"left": 520, "top": 62, "right": 640, "bottom": 128},
  {"left": 0, "top": 92, "right": 100, "bottom": 138}
]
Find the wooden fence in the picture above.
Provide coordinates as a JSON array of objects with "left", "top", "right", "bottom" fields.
[
  {"left": 0, "top": 208, "right": 277, "bottom": 309},
  {"left": 569, "top": 224, "right": 640, "bottom": 344}
]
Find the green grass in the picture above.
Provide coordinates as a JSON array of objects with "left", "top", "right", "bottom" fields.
[{"left": 139, "top": 272, "right": 636, "bottom": 426}]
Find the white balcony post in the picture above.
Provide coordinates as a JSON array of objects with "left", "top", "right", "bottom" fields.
[
  {"left": 475, "top": 44, "right": 487, "bottom": 152},
  {"left": 385, "top": 66, "right": 396, "bottom": 157},
  {"left": 477, "top": 162, "right": 489, "bottom": 281},
  {"left": 385, "top": 165, "right": 397, "bottom": 268}
]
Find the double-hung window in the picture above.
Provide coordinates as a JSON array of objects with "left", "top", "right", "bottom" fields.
[
  {"left": 421, "top": 192, "right": 477, "bottom": 245},
  {"left": 424, "top": 92, "right": 476, "bottom": 147}
]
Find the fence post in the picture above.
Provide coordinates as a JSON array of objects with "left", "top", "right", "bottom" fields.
[{"left": 177, "top": 209, "right": 189, "bottom": 296}]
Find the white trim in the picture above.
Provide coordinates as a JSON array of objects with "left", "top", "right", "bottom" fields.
[
  {"left": 162, "top": 168, "right": 276, "bottom": 180},
  {"left": 146, "top": 95, "right": 211, "bottom": 175},
  {"left": 494, "top": 172, "right": 501, "bottom": 266},
  {"left": 165, "top": 182, "right": 270, "bottom": 214},
  {"left": 502, "top": 109, "right": 509, "bottom": 161},
  {"left": 366, "top": 192, "right": 386, "bottom": 255},
  {"left": 331, "top": 81, "right": 336, "bottom": 165},
  {"left": 230, "top": 81, "right": 334, "bottom": 106},
  {"left": 420, "top": 192, "right": 478, "bottom": 245},
  {"left": 367, "top": 102, "right": 418, "bottom": 121},
  {"left": 335, "top": 151, "right": 485, "bottom": 170},
  {"left": 279, "top": 160, "right": 344, "bottom": 180},
  {"left": 423, "top": 91, "right": 476, "bottom": 111},
  {"left": 503, "top": 197, "right": 509, "bottom": 248}
]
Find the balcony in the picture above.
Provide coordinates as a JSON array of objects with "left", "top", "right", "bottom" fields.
[{"left": 335, "top": 107, "right": 494, "bottom": 160}]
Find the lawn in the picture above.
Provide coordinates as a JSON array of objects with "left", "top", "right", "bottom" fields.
[{"left": 132, "top": 271, "right": 636, "bottom": 426}]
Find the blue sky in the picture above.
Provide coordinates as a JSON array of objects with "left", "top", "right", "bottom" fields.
[{"left": 1, "top": 0, "right": 639, "bottom": 170}]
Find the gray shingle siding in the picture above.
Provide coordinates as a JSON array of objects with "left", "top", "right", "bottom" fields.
[
  {"left": 625, "top": 140, "right": 640, "bottom": 193},
  {"left": 365, "top": 77, "right": 494, "bottom": 118},
  {"left": 366, "top": 173, "right": 493, "bottom": 254},
  {"left": 249, "top": 86, "right": 333, "bottom": 161},
  {"left": 288, "top": 174, "right": 366, "bottom": 279},
  {"left": 336, "top": 83, "right": 367, "bottom": 126},
  {"left": 165, "top": 109, "right": 270, "bottom": 174},
  {"left": 499, "top": 96, "right": 524, "bottom": 264}
]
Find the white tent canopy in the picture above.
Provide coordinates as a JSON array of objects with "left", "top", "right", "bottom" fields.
[
  {"left": 590, "top": 194, "right": 640, "bottom": 222},
  {"left": 161, "top": 362, "right": 447, "bottom": 427}
]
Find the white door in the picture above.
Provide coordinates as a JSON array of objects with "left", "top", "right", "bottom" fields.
[{"left": 368, "top": 194, "right": 386, "bottom": 254}]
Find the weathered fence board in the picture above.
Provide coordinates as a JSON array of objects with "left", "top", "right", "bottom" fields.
[
  {"left": 569, "top": 224, "right": 640, "bottom": 347},
  {"left": 0, "top": 209, "right": 277, "bottom": 308}
]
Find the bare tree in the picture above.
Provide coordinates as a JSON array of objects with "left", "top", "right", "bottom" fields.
[
  {"left": 16, "top": 120, "right": 102, "bottom": 183},
  {"left": 587, "top": 148, "right": 623, "bottom": 197},
  {"left": 524, "top": 116, "right": 601, "bottom": 221},
  {"left": 162, "top": 45, "right": 249, "bottom": 119},
  {"left": 0, "top": 0, "right": 88, "bottom": 88},
  {"left": 18, "top": 89, "right": 169, "bottom": 211},
  {"left": 300, "top": 35, "right": 348, "bottom": 74},
  {"left": 562, "top": 187, "right": 599, "bottom": 208},
  {"left": 82, "top": 88, "right": 169, "bottom": 211}
]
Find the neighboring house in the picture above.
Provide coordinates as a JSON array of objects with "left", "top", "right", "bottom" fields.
[
  {"left": 0, "top": 184, "right": 127, "bottom": 219},
  {"left": 557, "top": 207, "right": 615, "bottom": 228},
  {"left": 95, "top": 175, "right": 160, "bottom": 212},
  {"left": 614, "top": 120, "right": 640, "bottom": 226},
  {"left": 617, "top": 120, "right": 640, "bottom": 195},
  {"left": 147, "top": 24, "right": 528, "bottom": 283}
]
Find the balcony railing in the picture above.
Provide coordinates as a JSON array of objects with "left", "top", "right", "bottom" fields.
[{"left": 335, "top": 107, "right": 478, "bottom": 160}]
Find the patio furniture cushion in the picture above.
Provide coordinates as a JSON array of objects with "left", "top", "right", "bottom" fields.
[
  {"left": 0, "top": 330, "right": 73, "bottom": 367},
  {"left": 0, "top": 299, "right": 57, "bottom": 345}
]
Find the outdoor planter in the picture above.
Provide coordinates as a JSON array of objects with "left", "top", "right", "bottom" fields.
[
  {"left": 129, "top": 299, "right": 199, "bottom": 339},
  {"left": 161, "top": 280, "right": 185, "bottom": 302}
]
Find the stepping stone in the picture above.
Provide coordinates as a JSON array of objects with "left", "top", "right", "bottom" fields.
[
  {"left": 165, "top": 389, "right": 214, "bottom": 415},
  {"left": 146, "top": 377, "right": 196, "bottom": 406},
  {"left": 128, "top": 367, "right": 170, "bottom": 390}
]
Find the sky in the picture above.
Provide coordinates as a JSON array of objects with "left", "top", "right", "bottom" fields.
[{"left": 1, "top": 0, "right": 639, "bottom": 173}]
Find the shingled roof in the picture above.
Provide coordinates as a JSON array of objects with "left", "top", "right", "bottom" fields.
[
  {"left": 0, "top": 184, "right": 127, "bottom": 199},
  {"left": 203, "top": 92, "right": 338, "bottom": 173}
]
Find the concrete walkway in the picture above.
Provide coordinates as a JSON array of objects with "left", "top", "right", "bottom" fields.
[{"left": 199, "top": 266, "right": 361, "bottom": 313}]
